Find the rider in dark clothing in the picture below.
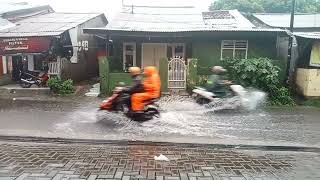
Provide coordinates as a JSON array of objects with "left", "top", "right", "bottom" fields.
[
  {"left": 122, "top": 67, "right": 143, "bottom": 95},
  {"left": 205, "top": 66, "right": 231, "bottom": 97}
]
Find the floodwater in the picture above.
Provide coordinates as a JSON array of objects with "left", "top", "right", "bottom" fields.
[{"left": 0, "top": 95, "right": 320, "bottom": 147}]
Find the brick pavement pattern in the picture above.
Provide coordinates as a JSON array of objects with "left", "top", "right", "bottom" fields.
[{"left": 0, "top": 141, "right": 319, "bottom": 180}]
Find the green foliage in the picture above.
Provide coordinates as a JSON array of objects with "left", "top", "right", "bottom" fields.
[
  {"left": 268, "top": 86, "right": 296, "bottom": 106},
  {"left": 222, "top": 57, "right": 295, "bottom": 106},
  {"left": 303, "top": 98, "right": 320, "bottom": 108},
  {"left": 222, "top": 58, "right": 280, "bottom": 90},
  {"left": 47, "top": 77, "right": 74, "bottom": 95},
  {"left": 210, "top": 0, "right": 320, "bottom": 13}
]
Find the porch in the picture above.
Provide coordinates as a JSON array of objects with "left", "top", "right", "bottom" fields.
[{"left": 0, "top": 84, "right": 50, "bottom": 98}]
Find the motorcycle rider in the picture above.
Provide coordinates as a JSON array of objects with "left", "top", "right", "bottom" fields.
[
  {"left": 131, "top": 66, "right": 161, "bottom": 113},
  {"left": 122, "top": 67, "right": 143, "bottom": 95},
  {"left": 205, "top": 66, "right": 231, "bottom": 97}
]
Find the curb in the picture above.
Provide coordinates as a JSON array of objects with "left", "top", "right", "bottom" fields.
[{"left": 0, "top": 135, "right": 319, "bottom": 153}]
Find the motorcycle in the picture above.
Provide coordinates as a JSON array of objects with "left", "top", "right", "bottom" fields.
[
  {"left": 19, "top": 70, "right": 49, "bottom": 88},
  {"left": 99, "top": 87, "right": 160, "bottom": 121},
  {"left": 192, "top": 84, "right": 248, "bottom": 105}
]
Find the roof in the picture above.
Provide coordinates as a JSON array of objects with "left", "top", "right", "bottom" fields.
[
  {"left": 0, "top": 2, "right": 35, "bottom": 14},
  {"left": 106, "top": 6, "right": 206, "bottom": 32},
  {"left": 253, "top": 13, "right": 320, "bottom": 28},
  {"left": 203, "top": 10, "right": 254, "bottom": 28},
  {"left": 294, "top": 32, "right": 320, "bottom": 40},
  {"left": 101, "top": 6, "right": 266, "bottom": 33},
  {"left": 0, "top": 12, "right": 104, "bottom": 37},
  {"left": 0, "top": 18, "right": 15, "bottom": 31}
]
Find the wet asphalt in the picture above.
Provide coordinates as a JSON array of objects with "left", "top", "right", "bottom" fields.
[{"left": 0, "top": 96, "right": 319, "bottom": 147}]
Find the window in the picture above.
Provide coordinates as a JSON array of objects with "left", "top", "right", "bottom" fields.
[
  {"left": 123, "top": 42, "right": 136, "bottom": 71},
  {"left": 167, "top": 43, "right": 185, "bottom": 59},
  {"left": 221, "top": 40, "right": 248, "bottom": 60},
  {"left": 34, "top": 55, "right": 45, "bottom": 71}
]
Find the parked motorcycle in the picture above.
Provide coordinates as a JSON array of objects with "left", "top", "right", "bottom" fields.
[
  {"left": 99, "top": 87, "right": 160, "bottom": 121},
  {"left": 19, "top": 70, "right": 49, "bottom": 88}
]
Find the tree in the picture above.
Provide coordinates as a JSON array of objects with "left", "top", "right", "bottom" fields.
[{"left": 209, "top": 0, "right": 320, "bottom": 13}]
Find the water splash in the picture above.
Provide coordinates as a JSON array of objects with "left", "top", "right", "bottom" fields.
[{"left": 240, "top": 88, "right": 267, "bottom": 111}]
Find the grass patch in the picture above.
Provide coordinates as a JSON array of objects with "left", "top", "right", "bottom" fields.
[{"left": 303, "top": 98, "right": 320, "bottom": 108}]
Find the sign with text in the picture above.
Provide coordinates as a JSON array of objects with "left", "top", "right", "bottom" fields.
[
  {"left": 0, "top": 37, "right": 51, "bottom": 55},
  {"left": 78, "top": 40, "right": 89, "bottom": 52}
]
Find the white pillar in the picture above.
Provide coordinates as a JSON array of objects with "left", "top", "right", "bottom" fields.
[
  {"left": 27, "top": 55, "right": 34, "bottom": 71},
  {"left": 2, "top": 56, "right": 7, "bottom": 74}
]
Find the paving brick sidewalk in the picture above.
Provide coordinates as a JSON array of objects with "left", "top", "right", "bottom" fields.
[{"left": 0, "top": 141, "right": 319, "bottom": 180}]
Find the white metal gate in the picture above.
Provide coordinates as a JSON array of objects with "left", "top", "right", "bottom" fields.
[{"left": 168, "top": 57, "right": 186, "bottom": 89}]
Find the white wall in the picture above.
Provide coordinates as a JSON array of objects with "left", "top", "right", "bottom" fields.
[
  {"left": 2, "top": 56, "right": 7, "bottom": 74},
  {"left": 27, "top": 55, "right": 34, "bottom": 71}
]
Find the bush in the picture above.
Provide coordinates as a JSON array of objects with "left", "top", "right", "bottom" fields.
[
  {"left": 268, "top": 86, "right": 295, "bottom": 106},
  {"left": 222, "top": 57, "right": 295, "bottom": 106},
  {"left": 47, "top": 77, "right": 74, "bottom": 95}
]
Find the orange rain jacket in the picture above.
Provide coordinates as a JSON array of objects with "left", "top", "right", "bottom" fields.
[{"left": 131, "top": 66, "right": 161, "bottom": 111}]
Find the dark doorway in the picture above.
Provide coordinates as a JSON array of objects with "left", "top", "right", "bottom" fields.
[{"left": 11, "top": 56, "right": 27, "bottom": 81}]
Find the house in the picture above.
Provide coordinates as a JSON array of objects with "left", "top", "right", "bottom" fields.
[
  {"left": 84, "top": 6, "right": 286, "bottom": 94},
  {"left": 252, "top": 13, "right": 320, "bottom": 97},
  {"left": 294, "top": 32, "right": 320, "bottom": 97},
  {"left": 0, "top": 9, "right": 108, "bottom": 85},
  {"left": 0, "top": 3, "right": 54, "bottom": 85}
]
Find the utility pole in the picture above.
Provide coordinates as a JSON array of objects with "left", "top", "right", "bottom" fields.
[{"left": 286, "top": 0, "right": 296, "bottom": 84}]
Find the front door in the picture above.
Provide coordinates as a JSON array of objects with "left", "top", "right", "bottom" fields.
[
  {"left": 142, "top": 43, "right": 166, "bottom": 69},
  {"left": 12, "top": 56, "right": 23, "bottom": 81}
]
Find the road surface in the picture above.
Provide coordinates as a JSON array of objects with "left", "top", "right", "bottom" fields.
[{"left": 0, "top": 96, "right": 319, "bottom": 148}]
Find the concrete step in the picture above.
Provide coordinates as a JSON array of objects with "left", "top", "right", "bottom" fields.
[
  {"left": 92, "top": 83, "right": 100, "bottom": 88},
  {"left": 85, "top": 92, "right": 100, "bottom": 97},
  {"left": 89, "top": 88, "right": 100, "bottom": 93}
]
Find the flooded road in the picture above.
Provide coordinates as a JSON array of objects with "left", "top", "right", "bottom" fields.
[{"left": 0, "top": 96, "right": 319, "bottom": 147}]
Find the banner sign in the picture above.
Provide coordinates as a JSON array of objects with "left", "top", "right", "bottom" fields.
[{"left": 0, "top": 37, "right": 51, "bottom": 55}]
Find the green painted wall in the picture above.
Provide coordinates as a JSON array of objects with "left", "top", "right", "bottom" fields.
[
  {"left": 192, "top": 39, "right": 279, "bottom": 75},
  {"left": 192, "top": 41, "right": 221, "bottom": 75},
  {"left": 159, "top": 58, "right": 168, "bottom": 92},
  {"left": 186, "top": 58, "right": 198, "bottom": 93},
  {"left": 98, "top": 56, "right": 108, "bottom": 94},
  {"left": 248, "top": 39, "right": 277, "bottom": 59},
  {"left": 108, "top": 73, "right": 132, "bottom": 94}
]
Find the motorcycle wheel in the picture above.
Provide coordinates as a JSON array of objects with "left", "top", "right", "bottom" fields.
[
  {"left": 116, "top": 103, "right": 129, "bottom": 114},
  {"left": 196, "top": 98, "right": 210, "bottom": 105},
  {"left": 20, "top": 82, "right": 32, "bottom": 88}
]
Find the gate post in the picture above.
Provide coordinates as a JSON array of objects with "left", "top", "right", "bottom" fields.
[
  {"left": 159, "top": 58, "right": 168, "bottom": 92},
  {"left": 187, "top": 58, "right": 198, "bottom": 93},
  {"left": 98, "top": 56, "right": 109, "bottom": 95}
]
